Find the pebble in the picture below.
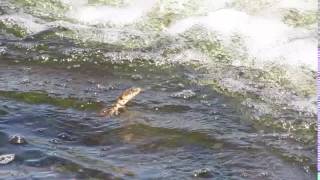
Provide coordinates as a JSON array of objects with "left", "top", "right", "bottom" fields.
[
  {"left": 0, "top": 154, "right": 15, "bottom": 165},
  {"left": 9, "top": 135, "right": 27, "bottom": 145}
]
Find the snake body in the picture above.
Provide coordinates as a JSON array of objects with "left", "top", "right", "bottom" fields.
[{"left": 100, "top": 87, "right": 142, "bottom": 117}]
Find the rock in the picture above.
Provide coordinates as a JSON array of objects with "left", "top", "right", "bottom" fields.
[
  {"left": 57, "top": 132, "right": 75, "bottom": 141},
  {"left": 193, "top": 168, "right": 213, "bottom": 178},
  {"left": 9, "top": 135, "right": 27, "bottom": 145},
  {"left": 0, "top": 154, "right": 15, "bottom": 165}
]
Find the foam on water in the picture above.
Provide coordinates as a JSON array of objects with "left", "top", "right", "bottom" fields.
[
  {"left": 0, "top": 14, "right": 47, "bottom": 35},
  {"left": 278, "top": 0, "right": 317, "bottom": 11},
  {"left": 2, "top": 0, "right": 316, "bottom": 70},
  {"left": 167, "top": 8, "right": 317, "bottom": 69},
  {"left": 63, "top": 0, "right": 157, "bottom": 25}
]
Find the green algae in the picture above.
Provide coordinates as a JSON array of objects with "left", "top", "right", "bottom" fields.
[
  {"left": 106, "top": 123, "right": 224, "bottom": 149},
  {"left": 32, "top": 26, "right": 74, "bottom": 41},
  {"left": 136, "top": 0, "right": 204, "bottom": 32},
  {"left": 0, "top": 20, "right": 28, "bottom": 38},
  {"left": 282, "top": 9, "right": 317, "bottom": 28},
  {"left": 259, "top": 63, "right": 316, "bottom": 97},
  {"left": 181, "top": 27, "right": 232, "bottom": 63},
  {"left": 196, "top": 64, "right": 316, "bottom": 145},
  {"left": 55, "top": 160, "right": 119, "bottom": 179},
  {"left": 254, "top": 114, "right": 316, "bottom": 145},
  {"left": 0, "top": 91, "right": 104, "bottom": 111},
  {"left": 230, "top": 0, "right": 275, "bottom": 14},
  {"left": 139, "top": 10, "right": 180, "bottom": 32},
  {"left": 0, "top": 109, "right": 8, "bottom": 115},
  {"left": 14, "top": 0, "right": 69, "bottom": 20}
]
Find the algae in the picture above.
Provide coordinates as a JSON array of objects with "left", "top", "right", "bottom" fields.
[
  {"left": 0, "top": 109, "right": 8, "bottom": 115},
  {"left": 14, "top": 0, "right": 69, "bottom": 20},
  {"left": 0, "top": 90, "right": 103, "bottom": 111},
  {"left": 0, "top": 20, "right": 28, "bottom": 38},
  {"left": 230, "top": 0, "right": 275, "bottom": 14},
  {"left": 282, "top": 9, "right": 317, "bottom": 28}
]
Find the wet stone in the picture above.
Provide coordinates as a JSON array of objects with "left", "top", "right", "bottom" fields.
[
  {"left": 0, "top": 154, "right": 15, "bottom": 165},
  {"left": 9, "top": 135, "right": 27, "bottom": 145},
  {"left": 193, "top": 168, "right": 213, "bottom": 178},
  {"left": 57, "top": 132, "right": 75, "bottom": 141}
]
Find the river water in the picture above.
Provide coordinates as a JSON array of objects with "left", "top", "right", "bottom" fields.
[{"left": 0, "top": 0, "right": 317, "bottom": 179}]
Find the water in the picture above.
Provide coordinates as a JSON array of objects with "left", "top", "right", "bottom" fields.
[{"left": 0, "top": 0, "right": 317, "bottom": 179}]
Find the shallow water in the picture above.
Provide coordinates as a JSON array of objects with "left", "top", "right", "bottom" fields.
[
  {"left": 0, "top": 62, "right": 315, "bottom": 179},
  {"left": 0, "top": 0, "right": 317, "bottom": 179}
]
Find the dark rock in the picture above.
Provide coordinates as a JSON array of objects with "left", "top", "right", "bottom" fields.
[
  {"left": 57, "top": 132, "right": 75, "bottom": 141},
  {"left": 9, "top": 135, "right": 27, "bottom": 145}
]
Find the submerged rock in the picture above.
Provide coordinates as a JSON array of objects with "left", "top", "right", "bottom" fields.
[
  {"left": 9, "top": 135, "right": 27, "bottom": 145},
  {"left": 0, "top": 154, "right": 15, "bottom": 165},
  {"left": 57, "top": 132, "right": 75, "bottom": 141},
  {"left": 193, "top": 168, "right": 213, "bottom": 178}
]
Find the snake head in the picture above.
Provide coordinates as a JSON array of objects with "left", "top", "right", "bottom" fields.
[{"left": 117, "top": 87, "right": 142, "bottom": 106}]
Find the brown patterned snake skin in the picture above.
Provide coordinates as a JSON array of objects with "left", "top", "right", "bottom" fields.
[{"left": 100, "top": 87, "right": 142, "bottom": 117}]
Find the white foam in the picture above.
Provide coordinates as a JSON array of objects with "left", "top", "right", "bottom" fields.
[
  {"left": 277, "top": 0, "right": 317, "bottom": 11},
  {"left": 0, "top": 14, "right": 47, "bottom": 34},
  {"left": 64, "top": 0, "right": 157, "bottom": 25},
  {"left": 167, "top": 8, "right": 317, "bottom": 70}
]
